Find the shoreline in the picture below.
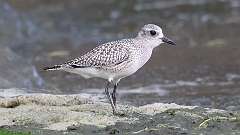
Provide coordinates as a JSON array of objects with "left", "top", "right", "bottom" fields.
[{"left": 0, "top": 93, "right": 239, "bottom": 134}]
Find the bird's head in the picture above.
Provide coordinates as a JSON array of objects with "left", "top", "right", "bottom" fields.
[{"left": 137, "top": 24, "right": 176, "bottom": 48}]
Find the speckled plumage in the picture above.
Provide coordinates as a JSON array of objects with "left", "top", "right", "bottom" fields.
[
  {"left": 45, "top": 37, "right": 153, "bottom": 82},
  {"left": 65, "top": 39, "right": 133, "bottom": 69},
  {"left": 44, "top": 24, "right": 176, "bottom": 114}
]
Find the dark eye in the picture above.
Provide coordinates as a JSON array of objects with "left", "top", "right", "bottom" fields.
[{"left": 150, "top": 30, "right": 157, "bottom": 36}]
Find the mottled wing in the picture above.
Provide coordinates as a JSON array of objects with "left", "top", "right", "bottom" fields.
[{"left": 65, "top": 39, "right": 131, "bottom": 68}]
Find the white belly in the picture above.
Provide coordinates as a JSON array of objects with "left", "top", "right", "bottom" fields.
[{"left": 63, "top": 68, "right": 111, "bottom": 79}]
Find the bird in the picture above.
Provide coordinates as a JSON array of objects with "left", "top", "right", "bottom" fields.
[{"left": 43, "top": 24, "right": 176, "bottom": 115}]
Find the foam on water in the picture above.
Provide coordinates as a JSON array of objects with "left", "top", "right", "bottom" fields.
[
  {"left": 161, "top": 74, "right": 240, "bottom": 88},
  {"left": 80, "top": 84, "right": 169, "bottom": 97},
  {"left": 0, "top": 88, "right": 27, "bottom": 98}
]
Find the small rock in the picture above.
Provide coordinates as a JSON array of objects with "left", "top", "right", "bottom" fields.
[
  {"left": 0, "top": 98, "right": 19, "bottom": 108},
  {"left": 109, "top": 128, "right": 120, "bottom": 134},
  {"left": 67, "top": 125, "right": 78, "bottom": 131}
]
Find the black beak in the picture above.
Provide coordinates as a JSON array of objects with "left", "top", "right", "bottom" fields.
[{"left": 161, "top": 37, "right": 176, "bottom": 45}]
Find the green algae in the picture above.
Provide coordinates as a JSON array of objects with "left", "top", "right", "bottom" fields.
[{"left": 0, "top": 129, "right": 31, "bottom": 135}]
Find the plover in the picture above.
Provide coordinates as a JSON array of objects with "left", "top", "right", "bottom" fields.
[{"left": 43, "top": 24, "right": 176, "bottom": 114}]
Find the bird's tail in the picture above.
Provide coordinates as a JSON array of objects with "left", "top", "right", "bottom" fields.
[{"left": 43, "top": 65, "right": 63, "bottom": 71}]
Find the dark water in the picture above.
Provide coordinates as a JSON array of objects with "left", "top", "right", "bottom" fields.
[{"left": 0, "top": 0, "right": 240, "bottom": 109}]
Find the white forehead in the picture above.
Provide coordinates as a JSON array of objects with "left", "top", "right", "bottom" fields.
[{"left": 142, "top": 24, "right": 163, "bottom": 34}]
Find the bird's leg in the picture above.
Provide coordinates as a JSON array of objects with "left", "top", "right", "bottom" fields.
[
  {"left": 105, "top": 81, "right": 116, "bottom": 114},
  {"left": 112, "top": 84, "right": 117, "bottom": 107}
]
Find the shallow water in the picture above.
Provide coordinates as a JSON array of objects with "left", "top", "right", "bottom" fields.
[{"left": 0, "top": 0, "right": 240, "bottom": 109}]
